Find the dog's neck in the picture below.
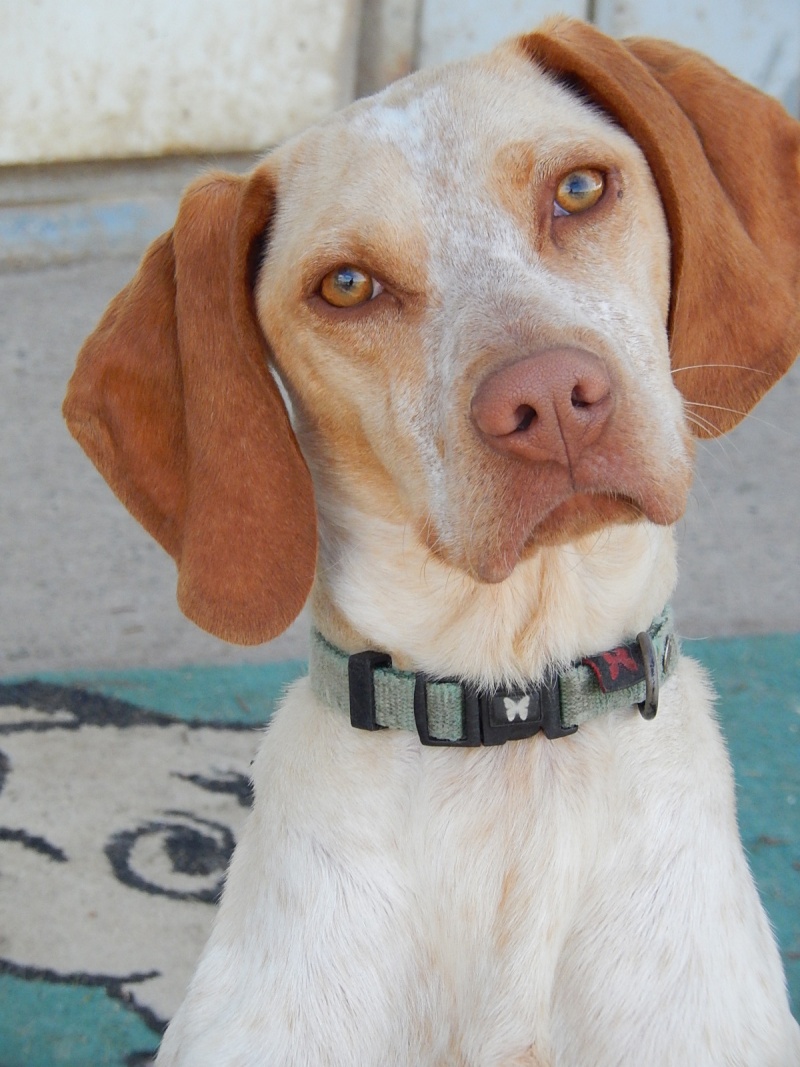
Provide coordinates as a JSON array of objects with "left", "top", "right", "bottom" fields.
[{"left": 311, "top": 507, "right": 677, "bottom": 690}]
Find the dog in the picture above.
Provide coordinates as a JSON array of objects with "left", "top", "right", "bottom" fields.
[{"left": 64, "top": 17, "right": 800, "bottom": 1066}]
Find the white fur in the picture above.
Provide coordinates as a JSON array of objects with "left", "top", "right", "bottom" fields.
[{"left": 157, "top": 39, "right": 799, "bottom": 1067}]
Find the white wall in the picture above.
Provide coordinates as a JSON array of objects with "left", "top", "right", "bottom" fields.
[{"left": 0, "top": 0, "right": 361, "bottom": 165}]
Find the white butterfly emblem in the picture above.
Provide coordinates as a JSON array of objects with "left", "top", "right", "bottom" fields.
[{"left": 503, "top": 695, "right": 530, "bottom": 722}]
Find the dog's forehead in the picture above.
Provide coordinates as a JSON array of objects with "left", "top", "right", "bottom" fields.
[
  {"left": 268, "top": 46, "right": 627, "bottom": 233},
  {"left": 349, "top": 48, "right": 613, "bottom": 166}
]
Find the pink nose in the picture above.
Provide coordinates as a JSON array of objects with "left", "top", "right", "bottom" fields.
[{"left": 470, "top": 348, "right": 613, "bottom": 465}]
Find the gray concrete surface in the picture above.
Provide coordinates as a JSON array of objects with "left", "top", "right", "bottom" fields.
[
  {"left": 0, "top": 155, "right": 255, "bottom": 271},
  {"left": 1, "top": 251, "right": 310, "bottom": 675},
  {"left": 1, "top": 168, "right": 798, "bottom": 676}
]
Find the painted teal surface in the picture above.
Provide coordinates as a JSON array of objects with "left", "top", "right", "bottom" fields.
[
  {"left": 686, "top": 633, "right": 800, "bottom": 1015},
  {"left": 8, "top": 659, "right": 308, "bottom": 725},
  {"left": 1, "top": 635, "right": 798, "bottom": 1062},
  {"left": 0, "top": 973, "right": 158, "bottom": 1066},
  {"left": 0, "top": 198, "right": 177, "bottom": 268}
]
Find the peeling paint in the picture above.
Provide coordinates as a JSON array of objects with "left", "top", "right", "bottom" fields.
[{"left": 0, "top": 197, "right": 179, "bottom": 270}]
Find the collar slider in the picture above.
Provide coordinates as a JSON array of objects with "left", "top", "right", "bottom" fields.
[{"left": 348, "top": 649, "right": 392, "bottom": 731}]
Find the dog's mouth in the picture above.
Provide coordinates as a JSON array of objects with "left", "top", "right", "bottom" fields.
[
  {"left": 424, "top": 464, "right": 690, "bottom": 584},
  {"left": 467, "top": 491, "right": 646, "bottom": 583}
]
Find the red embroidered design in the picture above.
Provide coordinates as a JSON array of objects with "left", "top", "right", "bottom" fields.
[{"left": 600, "top": 647, "right": 638, "bottom": 680}]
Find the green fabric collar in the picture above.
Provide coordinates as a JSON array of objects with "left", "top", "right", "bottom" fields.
[{"left": 309, "top": 608, "right": 677, "bottom": 747}]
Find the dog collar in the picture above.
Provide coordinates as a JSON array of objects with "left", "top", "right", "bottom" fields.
[{"left": 309, "top": 608, "right": 677, "bottom": 747}]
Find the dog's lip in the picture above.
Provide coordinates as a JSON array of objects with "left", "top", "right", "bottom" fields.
[
  {"left": 465, "top": 490, "right": 642, "bottom": 584},
  {"left": 454, "top": 480, "right": 688, "bottom": 585}
]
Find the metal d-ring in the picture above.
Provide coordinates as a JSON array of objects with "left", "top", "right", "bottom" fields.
[{"left": 636, "top": 630, "right": 659, "bottom": 720}]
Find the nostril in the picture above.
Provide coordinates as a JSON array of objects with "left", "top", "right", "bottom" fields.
[
  {"left": 571, "top": 376, "right": 610, "bottom": 409},
  {"left": 514, "top": 405, "right": 536, "bottom": 432}
]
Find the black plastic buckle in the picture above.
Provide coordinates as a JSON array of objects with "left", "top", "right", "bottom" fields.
[
  {"left": 413, "top": 675, "right": 577, "bottom": 746},
  {"left": 348, "top": 649, "right": 392, "bottom": 731}
]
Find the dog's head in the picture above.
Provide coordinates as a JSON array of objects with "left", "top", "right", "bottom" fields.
[{"left": 64, "top": 18, "right": 800, "bottom": 645}]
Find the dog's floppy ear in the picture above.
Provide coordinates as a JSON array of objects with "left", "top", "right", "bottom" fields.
[
  {"left": 521, "top": 18, "right": 800, "bottom": 437},
  {"left": 63, "top": 169, "right": 317, "bottom": 644}
]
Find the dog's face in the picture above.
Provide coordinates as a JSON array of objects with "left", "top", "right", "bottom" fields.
[
  {"left": 64, "top": 18, "right": 800, "bottom": 646},
  {"left": 256, "top": 47, "right": 690, "bottom": 584}
]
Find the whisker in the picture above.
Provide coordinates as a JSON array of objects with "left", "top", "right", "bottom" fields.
[
  {"left": 685, "top": 401, "right": 795, "bottom": 436},
  {"left": 671, "top": 363, "right": 770, "bottom": 377},
  {"left": 683, "top": 401, "right": 750, "bottom": 418},
  {"left": 684, "top": 412, "right": 743, "bottom": 461},
  {"left": 684, "top": 410, "right": 723, "bottom": 436}
]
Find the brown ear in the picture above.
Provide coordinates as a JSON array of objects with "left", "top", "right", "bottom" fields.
[
  {"left": 521, "top": 18, "right": 800, "bottom": 436},
  {"left": 63, "top": 169, "right": 317, "bottom": 644}
]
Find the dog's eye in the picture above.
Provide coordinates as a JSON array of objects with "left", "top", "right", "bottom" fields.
[
  {"left": 319, "top": 266, "right": 383, "bottom": 308},
  {"left": 553, "top": 169, "right": 605, "bottom": 216}
]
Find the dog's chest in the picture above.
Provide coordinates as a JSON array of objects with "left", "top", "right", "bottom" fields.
[{"left": 253, "top": 679, "right": 661, "bottom": 1050}]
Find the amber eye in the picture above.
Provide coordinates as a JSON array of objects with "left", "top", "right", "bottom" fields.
[
  {"left": 319, "top": 266, "right": 382, "bottom": 308},
  {"left": 553, "top": 169, "right": 605, "bottom": 216}
]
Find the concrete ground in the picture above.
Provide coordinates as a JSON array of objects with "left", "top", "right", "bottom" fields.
[{"left": 1, "top": 159, "right": 799, "bottom": 676}]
